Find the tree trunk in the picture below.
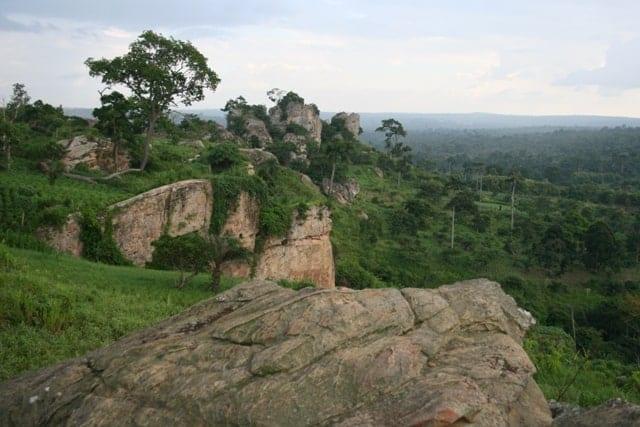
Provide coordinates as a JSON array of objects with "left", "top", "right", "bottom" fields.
[
  {"left": 211, "top": 264, "right": 222, "bottom": 293},
  {"left": 450, "top": 206, "right": 455, "bottom": 249},
  {"left": 140, "top": 112, "right": 158, "bottom": 171},
  {"left": 329, "top": 160, "right": 336, "bottom": 194},
  {"left": 5, "top": 144, "right": 10, "bottom": 171},
  {"left": 510, "top": 179, "right": 516, "bottom": 232}
]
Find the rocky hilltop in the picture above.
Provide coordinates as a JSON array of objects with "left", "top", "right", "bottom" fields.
[{"left": 0, "top": 278, "right": 554, "bottom": 426}]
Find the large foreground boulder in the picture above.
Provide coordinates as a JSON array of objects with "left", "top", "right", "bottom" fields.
[{"left": 0, "top": 279, "right": 551, "bottom": 426}]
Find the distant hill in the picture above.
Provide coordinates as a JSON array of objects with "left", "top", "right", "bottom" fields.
[{"left": 65, "top": 108, "right": 640, "bottom": 131}]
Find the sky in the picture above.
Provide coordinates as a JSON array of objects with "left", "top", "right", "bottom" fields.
[{"left": 1, "top": 0, "right": 639, "bottom": 116}]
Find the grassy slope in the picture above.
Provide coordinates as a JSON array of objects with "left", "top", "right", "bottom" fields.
[{"left": 0, "top": 247, "right": 240, "bottom": 381}]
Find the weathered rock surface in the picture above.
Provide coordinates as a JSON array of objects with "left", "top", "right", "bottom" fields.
[
  {"left": 212, "top": 122, "right": 243, "bottom": 144},
  {"left": 0, "top": 278, "right": 551, "bottom": 426},
  {"left": 332, "top": 112, "right": 361, "bottom": 138},
  {"left": 270, "top": 101, "right": 322, "bottom": 143},
  {"left": 110, "top": 180, "right": 213, "bottom": 266},
  {"left": 177, "top": 139, "right": 205, "bottom": 149},
  {"left": 239, "top": 148, "right": 278, "bottom": 166},
  {"left": 322, "top": 178, "right": 360, "bottom": 205},
  {"left": 58, "top": 135, "right": 130, "bottom": 173},
  {"left": 551, "top": 398, "right": 640, "bottom": 426},
  {"left": 244, "top": 117, "right": 273, "bottom": 146},
  {"left": 255, "top": 206, "right": 335, "bottom": 288},
  {"left": 220, "top": 191, "right": 260, "bottom": 251},
  {"left": 36, "top": 214, "right": 84, "bottom": 257}
]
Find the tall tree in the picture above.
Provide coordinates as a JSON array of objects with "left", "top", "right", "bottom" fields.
[
  {"left": 376, "top": 118, "right": 411, "bottom": 184},
  {"left": 93, "top": 91, "right": 139, "bottom": 171},
  {"left": 583, "top": 221, "right": 620, "bottom": 272},
  {"left": 446, "top": 191, "right": 478, "bottom": 249},
  {"left": 86, "top": 30, "right": 220, "bottom": 172},
  {"left": 1, "top": 83, "right": 30, "bottom": 170}
]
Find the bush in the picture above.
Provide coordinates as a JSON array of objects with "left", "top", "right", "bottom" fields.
[
  {"left": 207, "top": 143, "right": 245, "bottom": 173},
  {"left": 277, "top": 279, "right": 316, "bottom": 290},
  {"left": 148, "top": 233, "right": 209, "bottom": 287},
  {"left": 259, "top": 200, "right": 292, "bottom": 237},
  {"left": 79, "top": 211, "right": 129, "bottom": 265},
  {"left": 336, "top": 259, "right": 384, "bottom": 289},
  {"left": 0, "top": 243, "right": 18, "bottom": 271}
]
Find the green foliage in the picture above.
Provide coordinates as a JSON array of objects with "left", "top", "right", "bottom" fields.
[
  {"left": 79, "top": 210, "right": 129, "bottom": 265},
  {"left": 149, "top": 233, "right": 209, "bottom": 274},
  {"left": 583, "top": 221, "right": 620, "bottom": 271},
  {"left": 0, "top": 243, "right": 18, "bottom": 271},
  {"left": 277, "top": 278, "right": 316, "bottom": 290},
  {"left": 286, "top": 122, "right": 309, "bottom": 136},
  {"left": 259, "top": 199, "right": 292, "bottom": 237},
  {"left": 206, "top": 143, "right": 245, "bottom": 173},
  {"left": 210, "top": 173, "right": 267, "bottom": 234},
  {"left": 0, "top": 247, "right": 239, "bottom": 381},
  {"left": 526, "top": 326, "right": 640, "bottom": 406},
  {"left": 336, "top": 258, "right": 384, "bottom": 289},
  {"left": 86, "top": 30, "right": 220, "bottom": 169}
]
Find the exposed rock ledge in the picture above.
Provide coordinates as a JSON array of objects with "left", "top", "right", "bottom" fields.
[{"left": 0, "top": 278, "right": 551, "bottom": 426}]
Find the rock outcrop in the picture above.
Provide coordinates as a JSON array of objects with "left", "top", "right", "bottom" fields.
[
  {"left": 220, "top": 191, "right": 260, "bottom": 251},
  {"left": 35, "top": 214, "right": 84, "bottom": 257},
  {"left": 58, "top": 135, "right": 130, "bottom": 173},
  {"left": 322, "top": 178, "right": 360, "bottom": 205},
  {"left": 332, "top": 112, "right": 361, "bottom": 138},
  {"left": 177, "top": 139, "right": 205, "bottom": 149},
  {"left": 551, "top": 398, "right": 640, "bottom": 426},
  {"left": 244, "top": 117, "right": 273, "bottom": 146},
  {"left": 255, "top": 206, "right": 335, "bottom": 288},
  {"left": 110, "top": 180, "right": 212, "bottom": 266},
  {"left": 239, "top": 148, "right": 278, "bottom": 166},
  {"left": 270, "top": 101, "right": 322, "bottom": 143},
  {"left": 0, "top": 278, "right": 551, "bottom": 426}
]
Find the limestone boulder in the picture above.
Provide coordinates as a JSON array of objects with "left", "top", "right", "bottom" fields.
[
  {"left": 110, "top": 180, "right": 213, "bottom": 266},
  {"left": 332, "top": 112, "right": 361, "bottom": 138},
  {"left": 35, "top": 214, "right": 84, "bottom": 257},
  {"left": 255, "top": 206, "right": 335, "bottom": 288},
  {"left": 0, "top": 278, "right": 552, "bottom": 426},
  {"left": 58, "top": 135, "right": 130, "bottom": 173},
  {"left": 244, "top": 117, "right": 272, "bottom": 146},
  {"left": 239, "top": 148, "right": 278, "bottom": 166},
  {"left": 177, "top": 139, "right": 205, "bottom": 149},
  {"left": 322, "top": 178, "right": 360, "bottom": 205},
  {"left": 270, "top": 101, "right": 322, "bottom": 143}
]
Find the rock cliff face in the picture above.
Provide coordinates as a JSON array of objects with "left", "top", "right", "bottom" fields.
[
  {"left": 35, "top": 214, "right": 84, "bottom": 257},
  {"left": 110, "top": 180, "right": 212, "bottom": 266},
  {"left": 243, "top": 117, "right": 273, "bottom": 146},
  {"left": 0, "top": 278, "right": 552, "bottom": 426},
  {"left": 322, "top": 178, "right": 360, "bottom": 205},
  {"left": 270, "top": 101, "right": 322, "bottom": 143},
  {"left": 255, "top": 206, "right": 335, "bottom": 288},
  {"left": 58, "top": 135, "right": 130, "bottom": 173},
  {"left": 332, "top": 112, "right": 361, "bottom": 138},
  {"left": 220, "top": 191, "right": 260, "bottom": 251}
]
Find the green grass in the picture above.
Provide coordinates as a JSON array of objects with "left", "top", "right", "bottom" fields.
[{"left": 0, "top": 246, "right": 241, "bottom": 381}]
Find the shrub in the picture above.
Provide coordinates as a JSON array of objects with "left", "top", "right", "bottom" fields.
[
  {"left": 336, "top": 259, "right": 384, "bottom": 289},
  {"left": 206, "top": 143, "right": 245, "bottom": 173},
  {"left": 277, "top": 279, "right": 316, "bottom": 290},
  {"left": 259, "top": 200, "right": 291, "bottom": 237},
  {"left": 79, "top": 210, "right": 129, "bottom": 265},
  {"left": 148, "top": 233, "right": 209, "bottom": 287}
]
